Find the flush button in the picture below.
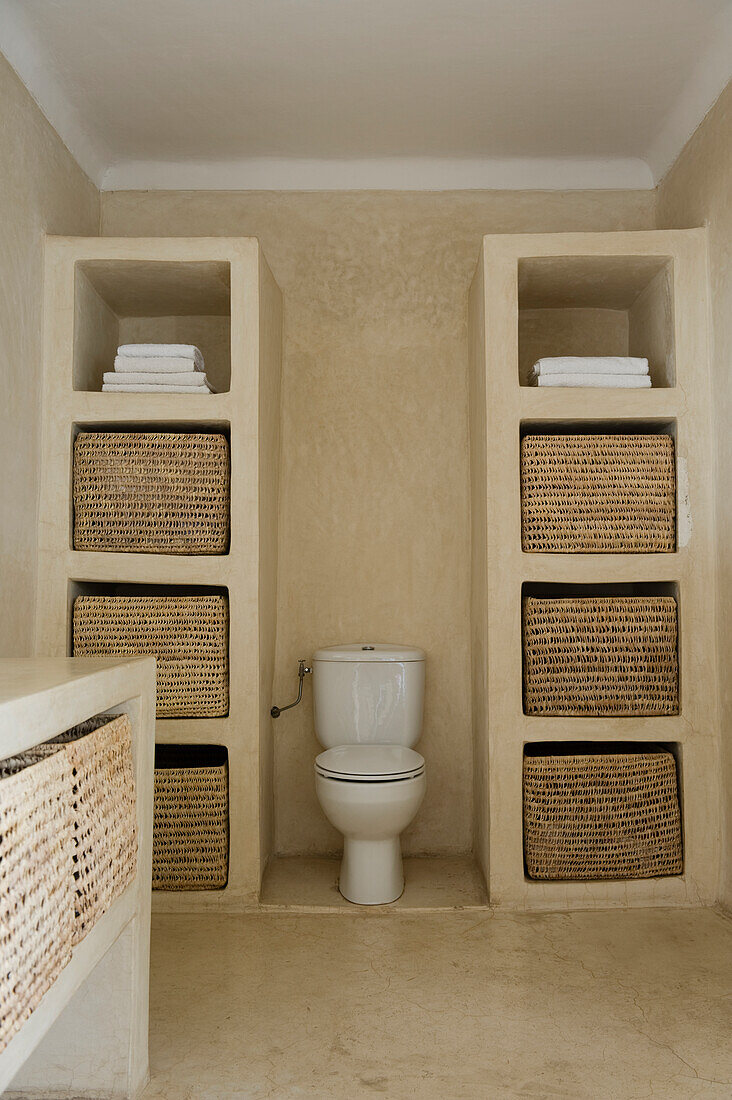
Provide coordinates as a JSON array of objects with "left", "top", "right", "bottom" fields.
[{"left": 362, "top": 645, "right": 375, "bottom": 651}]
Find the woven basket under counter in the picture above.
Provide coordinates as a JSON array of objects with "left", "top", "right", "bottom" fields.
[
  {"left": 44, "top": 714, "right": 138, "bottom": 944},
  {"left": 522, "top": 596, "right": 679, "bottom": 716},
  {"left": 0, "top": 749, "right": 75, "bottom": 1051},
  {"left": 521, "top": 434, "right": 676, "bottom": 553},
  {"left": 73, "top": 431, "right": 230, "bottom": 555},
  {"left": 153, "top": 745, "right": 229, "bottom": 890},
  {"left": 523, "top": 749, "right": 683, "bottom": 880},
  {"left": 73, "top": 594, "right": 229, "bottom": 717}
]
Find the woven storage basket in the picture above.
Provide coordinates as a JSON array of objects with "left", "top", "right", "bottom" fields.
[
  {"left": 521, "top": 434, "right": 676, "bottom": 553},
  {"left": 73, "top": 595, "right": 229, "bottom": 717},
  {"left": 73, "top": 431, "right": 230, "bottom": 554},
  {"left": 523, "top": 750, "right": 683, "bottom": 880},
  {"left": 523, "top": 596, "right": 679, "bottom": 716},
  {"left": 153, "top": 745, "right": 228, "bottom": 890},
  {"left": 0, "top": 748, "right": 75, "bottom": 1051},
  {"left": 46, "top": 714, "right": 137, "bottom": 943}
]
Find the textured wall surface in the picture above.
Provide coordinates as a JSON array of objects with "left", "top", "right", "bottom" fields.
[
  {"left": 657, "top": 79, "right": 732, "bottom": 910},
  {"left": 101, "top": 189, "right": 651, "bottom": 858},
  {"left": 0, "top": 52, "right": 99, "bottom": 655},
  {"left": 102, "top": 188, "right": 655, "bottom": 856}
]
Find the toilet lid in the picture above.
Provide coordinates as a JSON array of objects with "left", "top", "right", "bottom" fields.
[{"left": 315, "top": 744, "right": 425, "bottom": 782}]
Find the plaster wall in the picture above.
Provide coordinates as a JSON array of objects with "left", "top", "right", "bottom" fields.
[
  {"left": 102, "top": 189, "right": 655, "bottom": 856},
  {"left": 0, "top": 52, "right": 99, "bottom": 655},
  {"left": 657, "top": 78, "right": 732, "bottom": 910}
]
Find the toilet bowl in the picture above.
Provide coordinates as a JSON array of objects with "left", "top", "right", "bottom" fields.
[
  {"left": 311, "top": 643, "right": 426, "bottom": 905},
  {"left": 315, "top": 744, "right": 426, "bottom": 904}
]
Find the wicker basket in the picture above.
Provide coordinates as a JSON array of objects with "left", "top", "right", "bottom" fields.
[
  {"left": 73, "top": 431, "right": 230, "bottom": 555},
  {"left": 523, "top": 749, "right": 683, "bottom": 880},
  {"left": 46, "top": 715, "right": 138, "bottom": 943},
  {"left": 521, "top": 434, "right": 676, "bottom": 553},
  {"left": 73, "top": 595, "right": 229, "bottom": 717},
  {"left": 0, "top": 749, "right": 75, "bottom": 1051},
  {"left": 523, "top": 596, "right": 679, "bottom": 716},
  {"left": 153, "top": 745, "right": 228, "bottom": 890}
]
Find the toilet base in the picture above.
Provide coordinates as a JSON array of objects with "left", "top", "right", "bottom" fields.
[{"left": 338, "top": 837, "right": 404, "bottom": 905}]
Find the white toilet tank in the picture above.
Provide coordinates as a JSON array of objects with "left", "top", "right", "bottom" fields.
[{"left": 312, "top": 643, "right": 425, "bottom": 749}]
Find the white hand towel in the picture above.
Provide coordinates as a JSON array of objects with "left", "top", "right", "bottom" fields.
[
  {"left": 532, "top": 357, "right": 649, "bottom": 377},
  {"left": 102, "top": 381, "right": 215, "bottom": 393},
  {"left": 114, "top": 355, "right": 204, "bottom": 373},
  {"left": 533, "top": 373, "right": 651, "bottom": 388},
  {"left": 116, "top": 344, "right": 204, "bottom": 370},
  {"left": 104, "top": 371, "right": 209, "bottom": 387}
]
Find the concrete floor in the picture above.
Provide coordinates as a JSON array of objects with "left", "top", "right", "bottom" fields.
[{"left": 141, "top": 906, "right": 732, "bottom": 1099}]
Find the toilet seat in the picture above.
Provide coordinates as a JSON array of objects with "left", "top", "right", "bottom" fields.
[{"left": 315, "top": 744, "right": 425, "bottom": 782}]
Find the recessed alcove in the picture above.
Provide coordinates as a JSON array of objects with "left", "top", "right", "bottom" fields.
[
  {"left": 68, "top": 422, "right": 231, "bottom": 554},
  {"left": 521, "top": 581, "right": 681, "bottom": 717},
  {"left": 153, "top": 743, "right": 230, "bottom": 891},
  {"left": 522, "top": 741, "right": 684, "bottom": 882},
  {"left": 260, "top": 855, "right": 488, "bottom": 910},
  {"left": 67, "top": 581, "right": 231, "bottom": 719},
  {"left": 518, "top": 420, "right": 678, "bottom": 554},
  {"left": 518, "top": 254, "right": 675, "bottom": 387},
  {"left": 73, "top": 259, "right": 231, "bottom": 393}
]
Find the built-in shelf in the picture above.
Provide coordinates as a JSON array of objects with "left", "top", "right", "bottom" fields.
[
  {"left": 36, "top": 236, "right": 283, "bottom": 912},
  {"left": 153, "top": 716, "right": 233, "bottom": 741},
  {"left": 517, "top": 252, "right": 676, "bottom": 388},
  {"left": 66, "top": 552, "right": 234, "bottom": 585},
  {"left": 71, "top": 391, "right": 232, "bottom": 424},
  {"left": 519, "top": 387, "right": 681, "bottom": 419},
  {"left": 516, "top": 875, "right": 693, "bottom": 911},
  {"left": 469, "top": 228, "right": 720, "bottom": 911},
  {"left": 515, "top": 716, "right": 686, "bottom": 743},
  {"left": 519, "top": 555, "right": 683, "bottom": 583},
  {"left": 73, "top": 257, "right": 232, "bottom": 394}
]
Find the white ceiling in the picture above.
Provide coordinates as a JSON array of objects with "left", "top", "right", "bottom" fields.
[{"left": 1, "top": 0, "right": 731, "bottom": 190}]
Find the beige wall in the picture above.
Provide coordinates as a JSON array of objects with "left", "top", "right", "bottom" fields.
[
  {"left": 102, "top": 189, "right": 655, "bottom": 856},
  {"left": 0, "top": 52, "right": 99, "bottom": 656},
  {"left": 657, "top": 79, "right": 732, "bottom": 911},
  {"left": 2, "top": 39, "right": 727, "bottom": 875}
]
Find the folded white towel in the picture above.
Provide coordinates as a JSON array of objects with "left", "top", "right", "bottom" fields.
[
  {"left": 114, "top": 354, "right": 203, "bottom": 374},
  {"left": 103, "top": 371, "right": 209, "bottom": 387},
  {"left": 102, "top": 382, "right": 215, "bottom": 393},
  {"left": 533, "top": 373, "right": 651, "bottom": 388},
  {"left": 116, "top": 344, "right": 205, "bottom": 370},
  {"left": 532, "top": 357, "right": 649, "bottom": 377}
]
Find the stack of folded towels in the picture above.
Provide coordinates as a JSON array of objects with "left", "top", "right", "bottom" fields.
[
  {"left": 102, "top": 343, "right": 215, "bottom": 393},
  {"left": 530, "top": 356, "right": 651, "bottom": 388}
]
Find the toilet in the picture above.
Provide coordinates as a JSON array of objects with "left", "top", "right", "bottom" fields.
[{"left": 312, "top": 643, "right": 426, "bottom": 905}]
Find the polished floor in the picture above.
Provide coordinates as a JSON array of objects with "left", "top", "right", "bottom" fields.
[{"left": 141, "top": 905, "right": 732, "bottom": 1099}]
